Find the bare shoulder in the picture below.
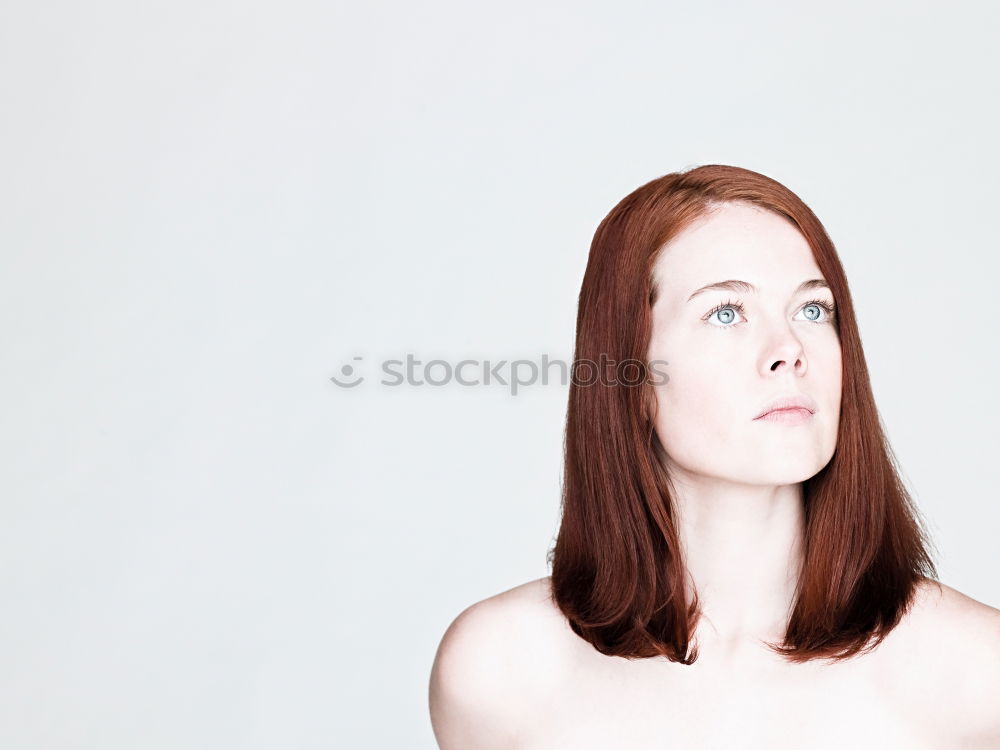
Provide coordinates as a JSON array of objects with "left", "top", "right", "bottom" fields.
[
  {"left": 428, "top": 577, "right": 578, "bottom": 750},
  {"left": 886, "top": 577, "right": 1000, "bottom": 744},
  {"left": 910, "top": 577, "right": 1000, "bottom": 624},
  {"left": 905, "top": 577, "right": 1000, "bottom": 659}
]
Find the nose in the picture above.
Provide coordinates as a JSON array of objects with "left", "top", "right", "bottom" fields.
[{"left": 763, "top": 327, "right": 807, "bottom": 376}]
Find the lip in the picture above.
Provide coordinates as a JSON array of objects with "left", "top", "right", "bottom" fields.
[{"left": 753, "top": 393, "right": 818, "bottom": 420}]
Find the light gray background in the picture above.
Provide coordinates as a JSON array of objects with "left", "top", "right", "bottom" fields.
[{"left": 1, "top": 1, "right": 997, "bottom": 748}]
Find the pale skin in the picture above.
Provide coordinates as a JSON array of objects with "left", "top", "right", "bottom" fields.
[{"left": 429, "top": 203, "right": 1000, "bottom": 749}]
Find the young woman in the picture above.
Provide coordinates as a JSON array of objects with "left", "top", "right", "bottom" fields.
[{"left": 429, "top": 165, "right": 1000, "bottom": 749}]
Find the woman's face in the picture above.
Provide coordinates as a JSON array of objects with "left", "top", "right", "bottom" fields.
[{"left": 647, "top": 201, "right": 842, "bottom": 487}]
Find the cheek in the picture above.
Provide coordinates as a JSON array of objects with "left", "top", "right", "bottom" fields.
[
  {"left": 651, "top": 333, "right": 726, "bottom": 429},
  {"left": 812, "top": 338, "right": 843, "bottom": 412},
  {"left": 823, "top": 345, "right": 844, "bottom": 444},
  {"left": 651, "top": 360, "right": 744, "bottom": 467}
]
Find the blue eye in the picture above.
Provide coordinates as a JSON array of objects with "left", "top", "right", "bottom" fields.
[
  {"left": 703, "top": 298, "right": 837, "bottom": 329},
  {"left": 796, "top": 299, "right": 837, "bottom": 324},
  {"left": 704, "top": 298, "right": 746, "bottom": 328}
]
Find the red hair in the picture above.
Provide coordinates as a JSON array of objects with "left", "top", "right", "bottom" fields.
[{"left": 547, "top": 164, "right": 938, "bottom": 665}]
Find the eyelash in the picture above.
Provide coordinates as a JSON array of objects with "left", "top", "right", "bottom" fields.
[{"left": 703, "top": 298, "right": 837, "bottom": 329}]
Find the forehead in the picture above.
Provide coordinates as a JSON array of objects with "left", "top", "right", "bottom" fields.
[{"left": 652, "top": 202, "right": 822, "bottom": 294}]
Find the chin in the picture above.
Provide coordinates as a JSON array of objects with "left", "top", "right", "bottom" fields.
[
  {"left": 761, "top": 461, "right": 826, "bottom": 485},
  {"left": 735, "top": 455, "right": 828, "bottom": 486}
]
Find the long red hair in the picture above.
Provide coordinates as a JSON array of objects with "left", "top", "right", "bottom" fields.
[{"left": 547, "top": 164, "right": 937, "bottom": 665}]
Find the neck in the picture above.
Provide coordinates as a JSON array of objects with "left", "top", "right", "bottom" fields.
[{"left": 668, "top": 469, "right": 806, "bottom": 657}]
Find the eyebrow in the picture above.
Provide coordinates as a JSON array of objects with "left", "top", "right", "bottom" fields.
[{"left": 686, "top": 278, "right": 830, "bottom": 302}]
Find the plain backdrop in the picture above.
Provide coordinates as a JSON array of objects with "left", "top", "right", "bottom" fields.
[{"left": 1, "top": 1, "right": 997, "bottom": 747}]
